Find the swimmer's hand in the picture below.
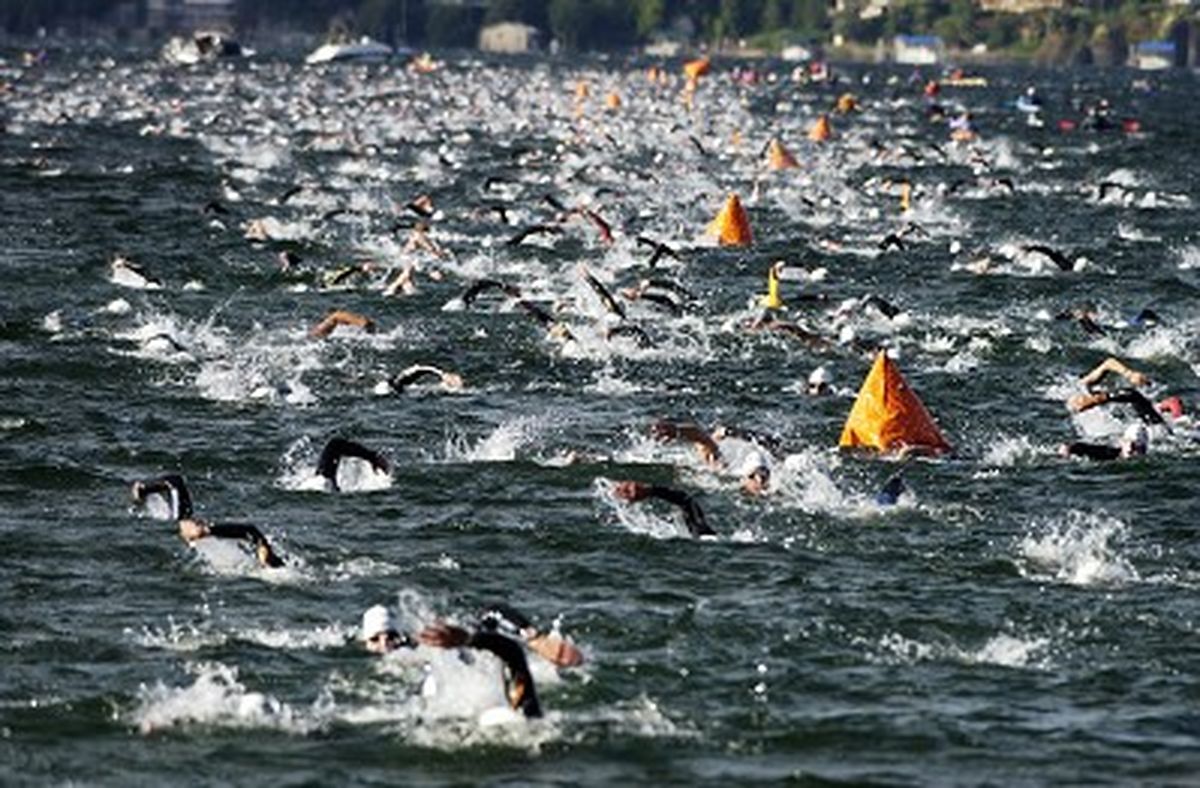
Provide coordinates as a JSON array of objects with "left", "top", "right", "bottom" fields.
[
  {"left": 613, "top": 480, "right": 650, "bottom": 502},
  {"left": 526, "top": 633, "right": 584, "bottom": 668},
  {"left": 418, "top": 622, "right": 471, "bottom": 649},
  {"left": 178, "top": 518, "right": 210, "bottom": 543}
]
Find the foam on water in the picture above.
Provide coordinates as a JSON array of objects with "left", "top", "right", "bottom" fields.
[
  {"left": 870, "top": 630, "right": 1052, "bottom": 669},
  {"left": 132, "top": 662, "right": 329, "bottom": 735},
  {"left": 1017, "top": 510, "right": 1139, "bottom": 587}
]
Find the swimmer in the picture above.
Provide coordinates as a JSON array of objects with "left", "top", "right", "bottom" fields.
[
  {"left": 310, "top": 309, "right": 375, "bottom": 338},
  {"left": 605, "top": 324, "right": 655, "bottom": 348},
  {"left": 1060, "top": 423, "right": 1148, "bottom": 462},
  {"left": 460, "top": 278, "right": 523, "bottom": 307},
  {"left": 635, "top": 236, "right": 681, "bottom": 268},
  {"left": 389, "top": 364, "right": 464, "bottom": 392},
  {"left": 875, "top": 474, "right": 906, "bottom": 506},
  {"left": 130, "top": 474, "right": 284, "bottom": 568},
  {"left": 579, "top": 265, "right": 626, "bottom": 319},
  {"left": 316, "top": 437, "right": 390, "bottom": 491},
  {"left": 806, "top": 366, "right": 833, "bottom": 396},
  {"left": 1068, "top": 357, "right": 1166, "bottom": 426},
  {"left": 612, "top": 480, "right": 715, "bottom": 537},
  {"left": 419, "top": 622, "right": 542, "bottom": 717}
]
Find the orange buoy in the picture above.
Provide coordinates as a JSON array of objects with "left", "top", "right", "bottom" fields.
[
  {"left": 808, "top": 113, "right": 832, "bottom": 143},
  {"left": 766, "top": 138, "right": 799, "bottom": 170},
  {"left": 706, "top": 193, "right": 753, "bottom": 247},
  {"left": 835, "top": 93, "right": 858, "bottom": 114},
  {"left": 683, "top": 57, "right": 711, "bottom": 81},
  {"left": 605, "top": 92, "right": 621, "bottom": 111},
  {"left": 838, "top": 352, "right": 951, "bottom": 454}
]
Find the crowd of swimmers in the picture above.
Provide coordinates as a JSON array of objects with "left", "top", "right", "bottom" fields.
[{"left": 114, "top": 59, "right": 1177, "bottom": 724}]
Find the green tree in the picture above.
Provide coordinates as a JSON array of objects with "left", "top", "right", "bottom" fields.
[
  {"left": 761, "top": 0, "right": 784, "bottom": 31},
  {"left": 633, "top": 0, "right": 667, "bottom": 37}
]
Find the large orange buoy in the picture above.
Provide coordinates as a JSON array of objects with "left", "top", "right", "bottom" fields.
[
  {"left": 683, "top": 57, "right": 711, "bottom": 81},
  {"left": 838, "top": 352, "right": 951, "bottom": 454},
  {"left": 706, "top": 193, "right": 753, "bottom": 247},
  {"left": 766, "top": 138, "right": 798, "bottom": 170},
  {"left": 808, "top": 113, "right": 832, "bottom": 143}
]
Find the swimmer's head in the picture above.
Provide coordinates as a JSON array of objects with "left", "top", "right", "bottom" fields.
[
  {"left": 738, "top": 451, "right": 770, "bottom": 495},
  {"left": 807, "top": 366, "right": 832, "bottom": 396},
  {"left": 362, "top": 605, "right": 406, "bottom": 654},
  {"left": 1119, "top": 424, "right": 1148, "bottom": 458}
]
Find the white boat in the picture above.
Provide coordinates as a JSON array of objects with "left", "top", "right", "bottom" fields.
[
  {"left": 780, "top": 45, "right": 811, "bottom": 62},
  {"left": 305, "top": 37, "right": 393, "bottom": 65},
  {"left": 1132, "top": 40, "right": 1175, "bottom": 71},
  {"left": 161, "top": 31, "right": 246, "bottom": 66}
]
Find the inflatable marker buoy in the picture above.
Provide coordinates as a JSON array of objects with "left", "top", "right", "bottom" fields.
[
  {"left": 706, "top": 193, "right": 753, "bottom": 247},
  {"left": 767, "top": 138, "right": 799, "bottom": 170},
  {"left": 839, "top": 352, "right": 951, "bottom": 455}
]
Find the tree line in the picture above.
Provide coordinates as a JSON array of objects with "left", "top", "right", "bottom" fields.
[{"left": 3, "top": 0, "right": 1185, "bottom": 60}]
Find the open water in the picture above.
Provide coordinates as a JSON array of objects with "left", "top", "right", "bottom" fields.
[{"left": 1, "top": 45, "right": 1199, "bottom": 785}]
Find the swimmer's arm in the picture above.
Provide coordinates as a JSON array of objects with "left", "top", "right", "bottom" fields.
[
  {"left": 650, "top": 420, "right": 721, "bottom": 466},
  {"left": 417, "top": 624, "right": 542, "bottom": 717},
  {"left": 309, "top": 309, "right": 375, "bottom": 338},
  {"left": 317, "top": 437, "right": 390, "bottom": 481},
  {"left": 1080, "top": 357, "right": 1148, "bottom": 388},
  {"left": 613, "top": 481, "right": 714, "bottom": 537},
  {"left": 1106, "top": 389, "right": 1165, "bottom": 426},
  {"left": 205, "top": 523, "right": 285, "bottom": 568}
]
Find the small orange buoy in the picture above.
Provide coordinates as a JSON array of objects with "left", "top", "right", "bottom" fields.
[
  {"left": 605, "top": 92, "right": 621, "bottom": 111},
  {"left": 808, "top": 114, "right": 832, "bottom": 143},
  {"left": 706, "top": 193, "right": 753, "bottom": 247},
  {"left": 766, "top": 138, "right": 799, "bottom": 170},
  {"left": 683, "top": 57, "right": 710, "bottom": 81}
]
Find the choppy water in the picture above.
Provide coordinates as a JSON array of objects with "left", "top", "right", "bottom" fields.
[{"left": 2, "top": 47, "right": 1199, "bottom": 784}]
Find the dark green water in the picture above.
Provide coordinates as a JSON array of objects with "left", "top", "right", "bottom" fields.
[{"left": 1, "top": 48, "right": 1199, "bottom": 785}]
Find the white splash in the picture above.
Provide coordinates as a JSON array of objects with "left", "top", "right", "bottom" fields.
[
  {"left": 132, "top": 662, "right": 328, "bottom": 735},
  {"left": 1017, "top": 510, "right": 1139, "bottom": 587}
]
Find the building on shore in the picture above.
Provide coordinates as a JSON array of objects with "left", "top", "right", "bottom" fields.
[
  {"left": 894, "top": 34, "right": 944, "bottom": 65},
  {"left": 479, "top": 22, "right": 541, "bottom": 54},
  {"left": 978, "top": 0, "right": 1066, "bottom": 12},
  {"left": 1132, "top": 39, "right": 1177, "bottom": 69}
]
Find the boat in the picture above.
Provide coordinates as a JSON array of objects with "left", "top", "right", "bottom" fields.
[
  {"left": 305, "top": 36, "right": 394, "bottom": 66},
  {"left": 161, "top": 31, "right": 246, "bottom": 66},
  {"left": 1132, "top": 40, "right": 1175, "bottom": 71},
  {"left": 893, "top": 35, "right": 944, "bottom": 66}
]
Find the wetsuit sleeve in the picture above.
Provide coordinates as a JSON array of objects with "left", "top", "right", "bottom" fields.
[
  {"left": 479, "top": 603, "right": 533, "bottom": 635},
  {"left": 1106, "top": 389, "right": 1165, "bottom": 426},
  {"left": 645, "top": 486, "right": 715, "bottom": 537},
  {"left": 206, "top": 523, "right": 285, "bottom": 567},
  {"left": 317, "top": 438, "right": 388, "bottom": 486},
  {"left": 466, "top": 631, "right": 542, "bottom": 718},
  {"left": 1063, "top": 442, "right": 1121, "bottom": 462},
  {"left": 135, "top": 475, "right": 194, "bottom": 519}
]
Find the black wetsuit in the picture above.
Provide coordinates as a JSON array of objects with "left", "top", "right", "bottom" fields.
[
  {"left": 207, "top": 523, "right": 285, "bottom": 567},
  {"left": 316, "top": 438, "right": 388, "bottom": 491},
  {"left": 1104, "top": 388, "right": 1165, "bottom": 426},
  {"left": 1063, "top": 442, "right": 1121, "bottom": 462},
  {"left": 467, "top": 631, "right": 541, "bottom": 718},
  {"left": 136, "top": 474, "right": 194, "bottom": 519},
  {"left": 644, "top": 485, "right": 714, "bottom": 537}
]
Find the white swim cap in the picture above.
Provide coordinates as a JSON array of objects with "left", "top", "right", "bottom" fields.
[
  {"left": 808, "top": 366, "right": 832, "bottom": 387},
  {"left": 738, "top": 450, "right": 769, "bottom": 478},
  {"left": 361, "top": 604, "right": 397, "bottom": 641}
]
